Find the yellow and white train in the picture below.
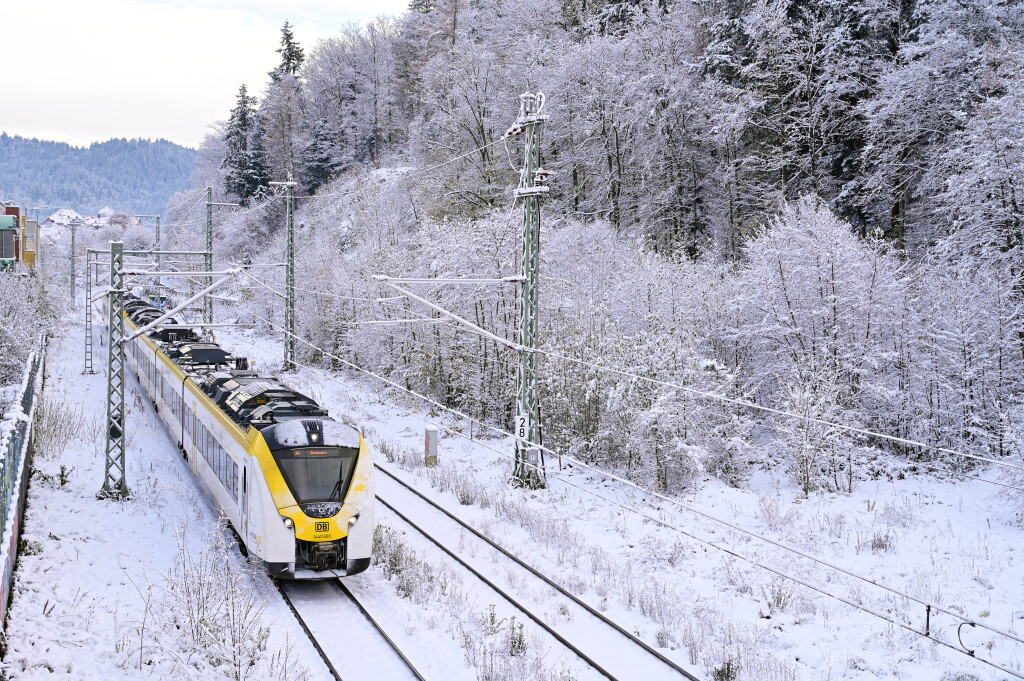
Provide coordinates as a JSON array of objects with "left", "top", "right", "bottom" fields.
[{"left": 110, "top": 294, "right": 374, "bottom": 578}]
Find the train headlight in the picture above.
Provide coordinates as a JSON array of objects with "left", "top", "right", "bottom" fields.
[
  {"left": 282, "top": 517, "right": 294, "bottom": 529},
  {"left": 348, "top": 514, "right": 359, "bottom": 527}
]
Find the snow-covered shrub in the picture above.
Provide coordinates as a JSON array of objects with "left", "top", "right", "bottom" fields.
[
  {"left": 426, "top": 462, "right": 491, "bottom": 506},
  {"left": 32, "top": 394, "right": 86, "bottom": 460},
  {"left": 374, "top": 435, "right": 425, "bottom": 471},
  {"left": 779, "top": 374, "right": 854, "bottom": 497},
  {"left": 632, "top": 380, "right": 755, "bottom": 492},
  {"left": 0, "top": 274, "right": 46, "bottom": 386},
  {"left": 373, "top": 524, "right": 465, "bottom": 605},
  {"left": 372, "top": 524, "right": 578, "bottom": 681},
  {"left": 1000, "top": 414, "right": 1024, "bottom": 522},
  {"left": 123, "top": 224, "right": 154, "bottom": 251},
  {"left": 120, "top": 522, "right": 309, "bottom": 681},
  {"left": 939, "top": 673, "right": 983, "bottom": 681},
  {"left": 756, "top": 493, "right": 800, "bottom": 533}
]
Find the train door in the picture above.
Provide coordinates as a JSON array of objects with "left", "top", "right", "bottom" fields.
[
  {"left": 241, "top": 465, "right": 248, "bottom": 540},
  {"left": 191, "top": 405, "right": 198, "bottom": 476}
]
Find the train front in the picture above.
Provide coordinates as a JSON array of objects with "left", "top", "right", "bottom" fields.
[{"left": 257, "top": 419, "right": 374, "bottom": 579}]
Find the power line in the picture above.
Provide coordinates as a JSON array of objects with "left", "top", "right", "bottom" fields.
[
  {"left": 225, "top": 308, "right": 1024, "bottom": 678},
  {"left": 165, "top": 189, "right": 209, "bottom": 227},
  {"left": 238, "top": 270, "right": 521, "bottom": 351},
  {"left": 239, "top": 276, "right": 522, "bottom": 379},
  {"left": 238, "top": 269, "right": 378, "bottom": 304}
]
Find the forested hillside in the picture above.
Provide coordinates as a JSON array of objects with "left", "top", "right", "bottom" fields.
[
  {"left": 166, "top": 1, "right": 1024, "bottom": 497},
  {"left": 0, "top": 133, "right": 195, "bottom": 216}
]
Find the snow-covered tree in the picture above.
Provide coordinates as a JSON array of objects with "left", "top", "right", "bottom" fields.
[
  {"left": 262, "top": 23, "right": 307, "bottom": 182},
  {"left": 270, "top": 21, "right": 305, "bottom": 82},
  {"left": 300, "top": 118, "right": 341, "bottom": 194},
  {"left": 223, "top": 85, "right": 271, "bottom": 205}
]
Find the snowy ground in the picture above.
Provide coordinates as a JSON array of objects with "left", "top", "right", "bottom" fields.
[
  {"left": 4, "top": 320, "right": 1022, "bottom": 681},
  {"left": 2, "top": 321, "right": 605, "bottom": 681},
  {"left": 220, "top": 326, "right": 1024, "bottom": 681},
  {"left": 2, "top": 326, "right": 332, "bottom": 680}
]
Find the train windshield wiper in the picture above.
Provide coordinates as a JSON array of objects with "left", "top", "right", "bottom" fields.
[{"left": 329, "top": 467, "right": 344, "bottom": 501}]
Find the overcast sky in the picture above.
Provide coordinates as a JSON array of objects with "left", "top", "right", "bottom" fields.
[{"left": 2, "top": 0, "right": 407, "bottom": 149}]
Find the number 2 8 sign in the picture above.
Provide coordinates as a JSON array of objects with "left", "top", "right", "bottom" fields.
[{"left": 515, "top": 413, "right": 531, "bottom": 441}]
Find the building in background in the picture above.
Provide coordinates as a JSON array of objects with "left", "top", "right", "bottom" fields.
[{"left": 0, "top": 201, "right": 38, "bottom": 272}]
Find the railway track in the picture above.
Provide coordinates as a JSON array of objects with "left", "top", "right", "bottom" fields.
[
  {"left": 278, "top": 578, "right": 428, "bottom": 681},
  {"left": 375, "top": 463, "right": 702, "bottom": 681}
]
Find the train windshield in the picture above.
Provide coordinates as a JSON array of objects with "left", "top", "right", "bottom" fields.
[{"left": 272, "top": 447, "right": 359, "bottom": 503}]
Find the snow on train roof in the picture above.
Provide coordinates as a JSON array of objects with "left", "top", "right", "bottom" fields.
[{"left": 262, "top": 419, "right": 360, "bottom": 450}]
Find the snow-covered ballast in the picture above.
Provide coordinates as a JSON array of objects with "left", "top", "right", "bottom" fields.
[{"left": 109, "top": 293, "right": 374, "bottom": 579}]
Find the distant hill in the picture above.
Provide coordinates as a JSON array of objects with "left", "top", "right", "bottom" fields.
[{"left": 0, "top": 133, "right": 196, "bottom": 217}]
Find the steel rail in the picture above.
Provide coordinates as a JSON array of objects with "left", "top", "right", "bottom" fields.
[
  {"left": 376, "top": 464, "right": 701, "bottom": 680},
  {"left": 376, "top": 494, "right": 623, "bottom": 681},
  {"left": 276, "top": 583, "right": 345, "bottom": 681},
  {"left": 277, "top": 580, "right": 428, "bottom": 681},
  {"left": 332, "top": 580, "right": 428, "bottom": 681}
]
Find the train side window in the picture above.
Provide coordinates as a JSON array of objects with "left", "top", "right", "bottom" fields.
[{"left": 232, "top": 461, "right": 239, "bottom": 501}]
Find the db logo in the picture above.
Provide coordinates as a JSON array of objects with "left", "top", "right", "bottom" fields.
[{"left": 315, "top": 522, "right": 329, "bottom": 532}]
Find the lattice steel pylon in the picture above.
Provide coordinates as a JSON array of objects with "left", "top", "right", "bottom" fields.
[
  {"left": 513, "top": 92, "right": 549, "bottom": 489},
  {"left": 84, "top": 250, "right": 95, "bottom": 374},
  {"left": 204, "top": 186, "right": 214, "bottom": 325},
  {"left": 98, "top": 241, "right": 129, "bottom": 499},
  {"left": 70, "top": 219, "right": 79, "bottom": 301},
  {"left": 284, "top": 181, "right": 296, "bottom": 371},
  {"left": 269, "top": 178, "right": 299, "bottom": 371}
]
